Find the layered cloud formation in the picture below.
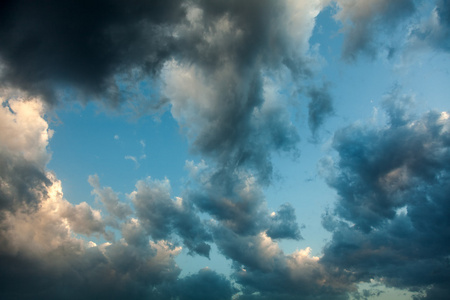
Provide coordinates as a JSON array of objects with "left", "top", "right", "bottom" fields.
[{"left": 0, "top": 0, "right": 449, "bottom": 299}]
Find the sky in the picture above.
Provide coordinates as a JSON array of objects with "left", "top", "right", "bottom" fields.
[{"left": 1, "top": 0, "right": 450, "bottom": 299}]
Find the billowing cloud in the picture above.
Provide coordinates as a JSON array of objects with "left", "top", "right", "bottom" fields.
[
  {"left": 186, "top": 161, "right": 302, "bottom": 240},
  {"left": 212, "top": 226, "right": 352, "bottom": 300},
  {"left": 130, "top": 176, "right": 212, "bottom": 257},
  {"left": 0, "top": 97, "right": 52, "bottom": 211},
  {"left": 0, "top": 97, "right": 184, "bottom": 299},
  {"left": 267, "top": 203, "right": 302, "bottom": 240},
  {"left": 321, "top": 96, "right": 450, "bottom": 298},
  {"left": 162, "top": 0, "right": 323, "bottom": 183}
]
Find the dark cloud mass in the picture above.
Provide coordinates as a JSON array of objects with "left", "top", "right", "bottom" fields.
[
  {"left": 0, "top": 0, "right": 185, "bottom": 104},
  {"left": 322, "top": 98, "right": 450, "bottom": 298}
]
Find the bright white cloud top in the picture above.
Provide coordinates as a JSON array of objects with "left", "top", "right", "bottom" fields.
[{"left": 0, "top": 1, "right": 450, "bottom": 299}]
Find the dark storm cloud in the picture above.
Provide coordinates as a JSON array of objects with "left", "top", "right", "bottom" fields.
[
  {"left": 0, "top": 0, "right": 185, "bottom": 104},
  {"left": 307, "top": 85, "right": 334, "bottom": 136},
  {"left": 131, "top": 177, "right": 212, "bottom": 257},
  {"left": 321, "top": 97, "right": 450, "bottom": 297},
  {"left": 333, "top": 0, "right": 416, "bottom": 60}
]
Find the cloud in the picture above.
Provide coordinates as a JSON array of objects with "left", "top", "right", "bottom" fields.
[
  {"left": 409, "top": 0, "right": 450, "bottom": 52},
  {"left": 0, "top": 97, "right": 52, "bottom": 212},
  {"left": 162, "top": 0, "right": 323, "bottom": 183},
  {"left": 186, "top": 161, "right": 302, "bottom": 240},
  {"left": 0, "top": 0, "right": 325, "bottom": 188},
  {"left": 130, "top": 176, "right": 212, "bottom": 257},
  {"left": 332, "top": 0, "right": 416, "bottom": 60},
  {"left": 88, "top": 174, "right": 132, "bottom": 221},
  {"left": 0, "top": 95, "right": 214, "bottom": 299},
  {"left": 0, "top": 0, "right": 185, "bottom": 105},
  {"left": 165, "top": 268, "right": 236, "bottom": 300},
  {"left": 307, "top": 85, "right": 334, "bottom": 136},
  {"left": 321, "top": 95, "right": 450, "bottom": 297},
  {"left": 211, "top": 226, "right": 352, "bottom": 300},
  {"left": 267, "top": 203, "right": 302, "bottom": 240}
]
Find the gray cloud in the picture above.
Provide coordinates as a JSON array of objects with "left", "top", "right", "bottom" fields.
[
  {"left": 131, "top": 177, "right": 212, "bottom": 257},
  {"left": 165, "top": 268, "right": 236, "bottom": 300},
  {"left": 0, "top": 153, "right": 50, "bottom": 212},
  {"left": 267, "top": 203, "right": 302, "bottom": 240},
  {"left": 333, "top": 0, "right": 416, "bottom": 60},
  {"left": 164, "top": 0, "right": 312, "bottom": 184},
  {"left": 88, "top": 174, "right": 132, "bottom": 220},
  {"left": 186, "top": 162, "right": 302, "bottom": 240},
  {"left": 0, "top": 0, "right": 185, "bottom": 105},
  {"left": 307, "top": 85, "right": 334, "bottom": 136},
  {"left": 210, "top": 225, "right": 351, "bottom": 300},
  {"left": 322, "top": 96, "right": 450, "bottom": 297},
  {"left": 409, "top": 0, "right": 450, "bottom": 52}
]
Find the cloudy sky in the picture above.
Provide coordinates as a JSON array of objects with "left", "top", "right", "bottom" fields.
[{"left": 1, "top": 0, "right": 450, "bottom": 299}]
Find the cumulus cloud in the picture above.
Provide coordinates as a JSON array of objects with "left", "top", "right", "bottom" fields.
[
  {"left": 0, "top": 97, "right": 52, "bottom": 212},
  {"left": 130, "top": 176, "right": 212, "bottom": 257},
  {"left": 0, "top": 96, "right": 227, "bottom": 299},
  {"left": 211, "top": 225, "right": 352, "bottom": 300},
  {"left": 267, "top": 203, "right": 302, "bottom": 240},
  {"left": 322, "top": 95, "right": 450, "bottom": 298},
  {"left": 186, "top": 161, "right": 302, "bottom": 240}
]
